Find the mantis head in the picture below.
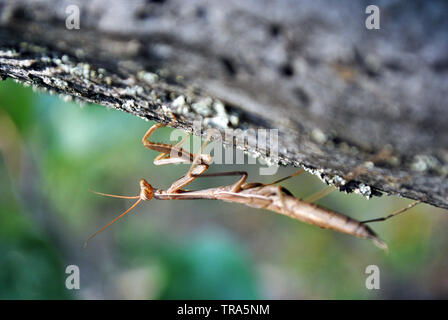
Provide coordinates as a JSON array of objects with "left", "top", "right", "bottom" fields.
[
  {"left": 84, "top": 178, "right": 155, "bottom": 248},
  {"left": 140, "top": 178, "right": 154, "bottom": 200}
]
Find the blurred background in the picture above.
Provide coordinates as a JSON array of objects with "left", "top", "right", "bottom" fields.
[{"left": 0, "top": 79, "right": 447, "bottom": 299}]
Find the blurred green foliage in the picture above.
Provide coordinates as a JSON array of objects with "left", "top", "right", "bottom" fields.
[{"left": 0, "top": 79, "right": 447, "bottom": 299}]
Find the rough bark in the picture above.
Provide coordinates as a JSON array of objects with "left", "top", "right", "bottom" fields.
[{"left": 0, "top": 0, "right": 447, "bottom": 208}]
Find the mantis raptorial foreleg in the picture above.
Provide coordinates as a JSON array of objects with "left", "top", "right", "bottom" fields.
[
  {"left": 165, "top": 130, "right": 225, "bottom": 193},
  {"left": 145, "top": 128, "right": 215, "bottom": 193},
  {"left": 166, "top": 163, "right": 209, "bottom": 193},
  {"left": 142, "top": 120, "right": 193, "bottom": 165},
  {"left": 139, "top": 118, "right": 213, "bottom": 192},
  {"left": 153, "top": 134, "right": 191, "bottom": 165}
]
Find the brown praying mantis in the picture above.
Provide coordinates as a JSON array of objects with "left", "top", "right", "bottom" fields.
[{"left": 85, "top": 117, "right": 421, "bottom": 250}]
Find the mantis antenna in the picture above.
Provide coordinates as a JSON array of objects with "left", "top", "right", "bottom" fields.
[
  {"left": 89, "top": 190, "right": 140, "bottom": 199},
  {"left": 84, "top": 192, "right": 142, "bottom": 248}
]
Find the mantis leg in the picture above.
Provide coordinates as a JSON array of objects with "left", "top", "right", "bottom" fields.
[
  {"left": 303, "top": 166, "right": 371, "bottom": 203},
  {"left": 273, "top": 185, "right": 288, "bottom": 209},
  {"left": 303, "top": 185, "right": 336, "bottom": 203},
  {"left": 361, "top": 200, "right": 421, "bottom": 223},
  {"left": 250, "top": 185, "right": 287, "bottom": 209},
  {"left": 268, "top": 169, "right": 305, "bottom": 185},
  {"left": 191, "top": 171, "right": 249, "bottom": 192},
  {"left": 193, "top": 168, "right": 304, "bottom": 194},
  {"left": 303, "top": 148, "right": 393, "bottom": 203}
]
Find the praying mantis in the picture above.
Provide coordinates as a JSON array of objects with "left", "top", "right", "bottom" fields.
[{"left": 85, "top": 117, "right": 421, "bottom": 250}]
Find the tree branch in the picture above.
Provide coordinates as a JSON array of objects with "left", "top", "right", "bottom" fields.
[{"left": 0, "top": 0, "right": 447, "bottom": 208}]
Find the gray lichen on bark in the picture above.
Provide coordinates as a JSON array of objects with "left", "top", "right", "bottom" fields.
[{"left": 0, "top": 0, "right": 447, "bottom": 208}]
